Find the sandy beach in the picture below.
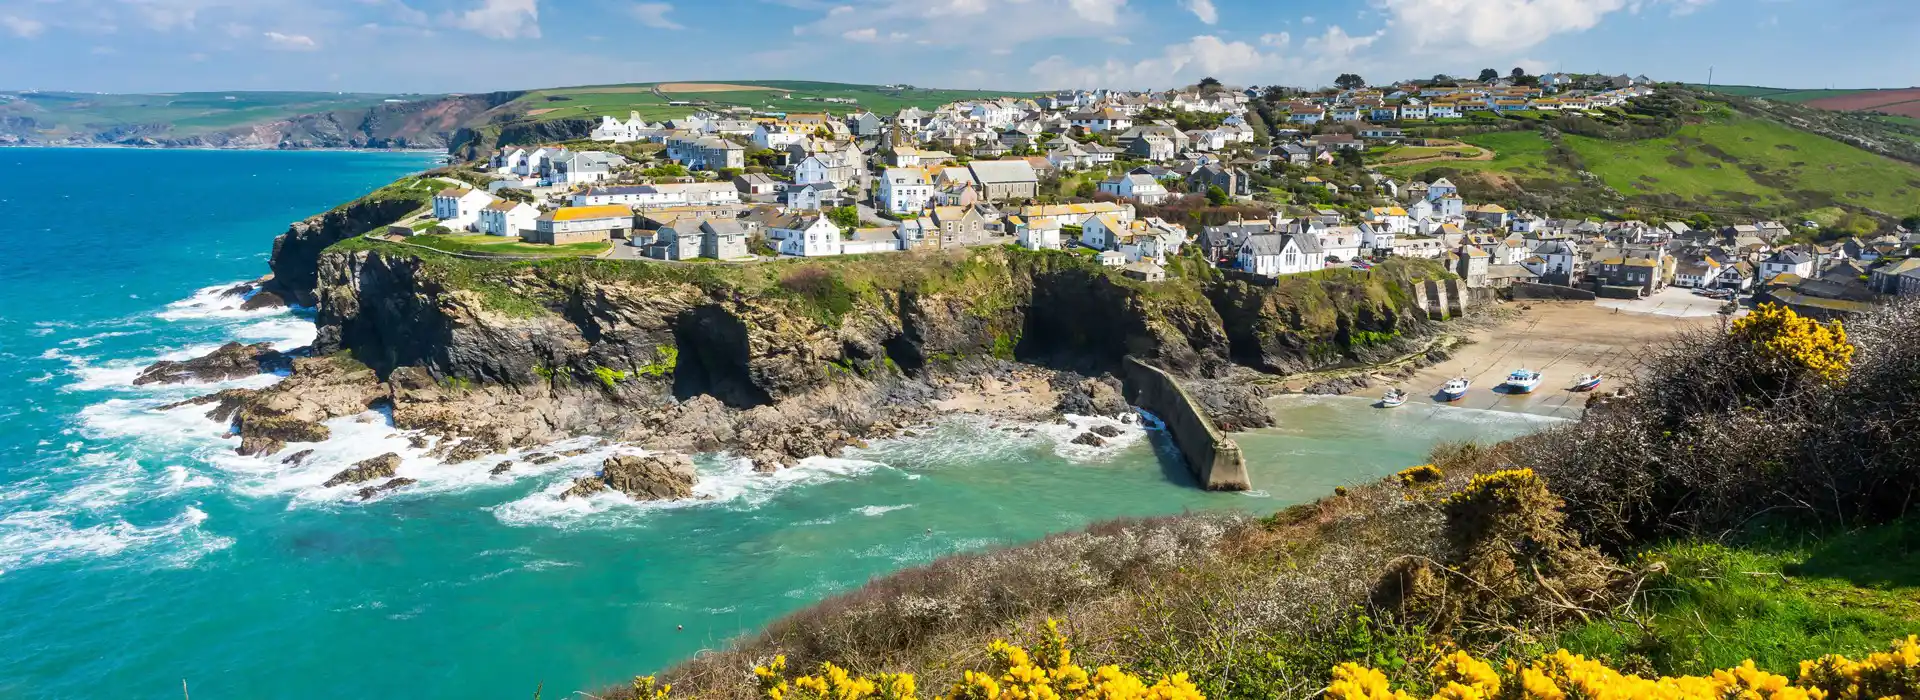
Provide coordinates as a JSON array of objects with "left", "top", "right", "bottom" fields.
[{"left": 1378, "top": 300, "right": 1722, "bottom": 419}]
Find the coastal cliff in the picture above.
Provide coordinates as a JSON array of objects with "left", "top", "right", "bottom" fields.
[
  {"left": 171, "top": 236, "right": 1455, "bottom": 491},
  {"left": 1, "top": 92, "right": 523, "bottom": 150}
]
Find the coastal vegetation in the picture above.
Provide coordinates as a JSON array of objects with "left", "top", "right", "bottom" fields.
[{"left": 610, "top": 300, "right": 1920, "bottom": 700}]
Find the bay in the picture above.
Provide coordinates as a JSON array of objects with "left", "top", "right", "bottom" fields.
[{"left": 0, "top": 148, "right": 1555, "bottom": 699}]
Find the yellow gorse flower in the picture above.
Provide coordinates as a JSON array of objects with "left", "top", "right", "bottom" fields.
[
  {"left": 728, "top": 620, "right": 1204, "bottom": 700},
  {"left": 1731, "top": 303, "right": 1855, "bottom": 382},
  {"left": 1327, "top": 635, "right": 1920, "bottom": 700}
]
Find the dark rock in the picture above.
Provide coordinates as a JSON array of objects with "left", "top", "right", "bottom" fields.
[
  {"left": 1091, "top": 424, "right": 1122, "bottom": 438},
  {"left": 562, "top": 454, "right": 697, "bottom": 501},
  {"left": 1071, "top": 432, "right": 1106, "bottom": 447},
  {"left": 134, "top": 342, "right": 287, "bottom": 386},
  {"left": 355, "top": 477, "right": 417, "bottom": 500},
  {"left": 491, "top": 461, "right": 514, "bottom": 476},
  {"left": 1186, "top": 376, "right": 1277, "bottom": 432},
  {"left": 407, "top": 434, "right": 430, "bottom": 449},
  {"left": 529, "top": 454, "right": 560, "bottom": 465},
  {"left": 281, "top": 449, "right": 315, "bottom": 466},
  {"left": 239, "top": 289, "right": 287, "bottom": 311},
  {"left": 1054, "top": 375, "right": 1129, "bottom": 417},
  {"left": 1303, "top": 375, "right": 1374, "bottom": 396},
  {"left": 323, "top": 453, "right": 401, "bottom": 488}
]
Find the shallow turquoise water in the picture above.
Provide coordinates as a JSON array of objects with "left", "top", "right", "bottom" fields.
[{"left": 0, "top": 148, "right": 1557, "bottom": 699}]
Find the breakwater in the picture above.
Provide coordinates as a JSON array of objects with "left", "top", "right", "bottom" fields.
[{"left": 1121, "top": 356, "right": 1250, "bottom": 491}]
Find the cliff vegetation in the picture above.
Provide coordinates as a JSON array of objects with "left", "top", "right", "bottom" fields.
[{"left": 612, "top": 300, "right": 1920, "bottom": 700}]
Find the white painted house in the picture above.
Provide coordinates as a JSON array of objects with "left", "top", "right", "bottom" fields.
[
  {"left": 1761, "top": 249, "right": 1814, "bottom": 280},
  {"left": 1237, "top": 233, "right": 1324, "bottom": 277},
  {"left": 1098, "top": 173, "right": 1170, "bottom": 205},
  {"left": 878, "top": 168, "right": 934, "bottom": 215},
  {"left": 477, "top": 199, "right": 538, "bottom": 237},
  {"left": 431, "top": 187, "right": 495, "bottom": 231},
  {"left": 773, "top": 214, "right": 843, "bottom": 257}
]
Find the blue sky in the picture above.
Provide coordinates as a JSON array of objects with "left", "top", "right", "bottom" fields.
[{"left": 1, "top": 0, "right": 1914, "bottom": 94}]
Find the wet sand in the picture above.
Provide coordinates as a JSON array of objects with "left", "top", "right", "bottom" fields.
[{"left": 1387, "top": 301, "right": 1720, "bottom": 419}]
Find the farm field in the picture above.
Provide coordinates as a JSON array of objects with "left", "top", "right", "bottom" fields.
[
  {"left": 1564, "top": 115, "right": 1920, "bottom": 213},
  {"left": 0, "top": 90, "right": 423, "bottom": 136},
  {"left": 1806, "top": 89, "right": 1920, "bottom": 116},
  {"left": 1687, "top": 85, "right": 1874, "bottom": 102},
  {"left": 1381, "top": 130, "right": 1553, "bottom": 177},
  {"left": 503, "top": 81, "right": 1038, "bottom": 123}
]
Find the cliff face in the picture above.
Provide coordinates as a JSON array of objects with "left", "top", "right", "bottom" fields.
[
  {"left": 448, "top": 118, "right": 600, "bottom": 162},
  {"left": 264, "top": 198, "right": 431, "bottom": 307},
  {"left": 1, "top": 92, "right": 523, "bottom": 150},
  {"left": 310, "top": 244, "right": 1444, "bottom": 400}
]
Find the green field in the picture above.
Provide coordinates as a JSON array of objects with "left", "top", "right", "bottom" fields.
[
  {"left": 508, "top": 81, "right": 1039, "bottom": 123},
  {"left": 404, "top": 234, "right": 612, "bottom": 258},
  {"left": 1384, "top": 113, "right": 1920, "bottom": 218},
  {"left": 0, "top": 90, "right": 424, "bottom": 136},
  {"left": 1687, "top": 85, "right": 1875, "bottom": 102},
  {"left": 1566, "top": 115, "right": 1920, "bottom": 213}
]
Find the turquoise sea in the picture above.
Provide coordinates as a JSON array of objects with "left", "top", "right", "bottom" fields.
[{"left": 0, "top": 148, "right": 1558, "bottom": 699}]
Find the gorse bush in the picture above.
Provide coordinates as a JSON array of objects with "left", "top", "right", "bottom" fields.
[
  {"left": 741, "top": 621, "right": 1204, "bottom": 700},
  {"left": 1730, "top": 303, "right": 1853, "bottom": 384},
  {"left": 1327, "top": 635, "right": 1920, "bottom": 700}
]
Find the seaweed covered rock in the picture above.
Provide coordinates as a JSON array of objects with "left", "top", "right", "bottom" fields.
[
  {"left": 562, "top": 454, "right": 697, "bottom": 501},
  {"left": 323, "top": 453, "right": 402, "bottom": 488}
]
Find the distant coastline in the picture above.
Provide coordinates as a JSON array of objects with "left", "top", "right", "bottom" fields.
[{"left": 0, "top": 142, "right": 448, "bottom": 155}]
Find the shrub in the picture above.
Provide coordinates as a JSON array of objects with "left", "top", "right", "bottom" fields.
[
  {"left": 1730, "top": 302, "right": 1853, "bottom": 384},
  {"left": 1328, "top": 635, "right": 1920, "bottom": 700},
  {"left": 1395, "top": 465, "right": 1443, "bottom": 488}
]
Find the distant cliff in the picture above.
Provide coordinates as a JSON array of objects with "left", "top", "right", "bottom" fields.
[
  {"left": 0, "top": 92, "right": 524, "bottom": 150},
  {"left": 447, "top": 118, "right": 601, "bottom": 161}
]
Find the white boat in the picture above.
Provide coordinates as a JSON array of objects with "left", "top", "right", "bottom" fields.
[
  {"left": 1503, "top": 369, "right": 1543, "bottom": 394},
  {"left": 1440, "top": 377, "right": 1470, "bottom": 402},
  {"left": 1380, "top": 389, "right": 1408, "bottom": 408},
  {"left": 1572, "top": 374, "right": 1604, "bottom": 392}
]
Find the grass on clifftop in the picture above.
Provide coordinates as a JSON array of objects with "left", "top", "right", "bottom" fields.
[
  {"left": 1558, "top": 519, "right": 1920, "bottom": 677},
  {"left": 402, "top": 234, "right": 613, "bottom": 258}
]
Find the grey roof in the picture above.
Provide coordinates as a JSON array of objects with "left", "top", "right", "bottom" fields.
[
  {"left": 967, "top": 159, "right": 1039, "bottom": 184},
  {"left": 1534, "top": 241, "right": 1577, "bottom": 257},
  {"left": 1768, "top": 249, "right": 1812, "bottom": 265}
]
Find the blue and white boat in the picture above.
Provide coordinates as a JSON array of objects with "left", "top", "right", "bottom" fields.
[
  {"left": 1572, "top": 373, "right": 1605, "bottom": 392},
  {"left": 1503, "top": 369, "right": 1543, "bottom": 394},
  {"left": 1440, "top": 377, "right": 1471, "bottom": 402}
]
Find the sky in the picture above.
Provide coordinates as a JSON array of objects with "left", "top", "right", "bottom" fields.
[{"left": 0, "top": 0, "right": 1914, "bottom": 94}]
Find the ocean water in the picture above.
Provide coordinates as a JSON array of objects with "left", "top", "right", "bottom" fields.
[{"left": 0, "top": 148, "right": 1559, "bottom": 699}]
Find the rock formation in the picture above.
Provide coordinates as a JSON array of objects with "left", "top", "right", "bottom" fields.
[
  {"left": 562, "top": 454, "right": 698, "bottom": 501},
  {"left": 133, "top": 342, "right": 288, "bottom": 386},
  {"left": 323, "top": 453, "right": 402, "bottom": 488}
]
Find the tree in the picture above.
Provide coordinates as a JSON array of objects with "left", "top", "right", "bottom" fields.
[
  {"left": 826, "top": 206, "right": 860, "bottom": 230},
  {"left": 1198, "top": 76, "right": 1223, "bottom": 91},
  {"left": 1510, "top": 67, "right": 1528, "bottom": 79},
  {"left": 1432, "top": 73, "right": 1452, "bottom": 83},
  {"left": 1206, "top": 185, "right": 1229, "bottom": 206},
  {"left": 1334, "top": 73, "right": 1367, "bottom": 90},
  {"left": 1901, "top": 214, "right": 1920, "bottom": 231},
  {"left": 1477, "top": 68, "right": 1499, "bottom": 82}
]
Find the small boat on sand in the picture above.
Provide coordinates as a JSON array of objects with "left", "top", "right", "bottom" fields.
[
  {"left": 1572, "top": 374, "right": 1605, "bottom": 392},
  {"left": 1440, "top": 377, "right": 1471, "bottom": 402},
  {"left": 1380, "top": 388, "right": 1408, "bottom": 408},
  {"left": 1503, "top": 369, "right": 1543, "bottom": 394}
]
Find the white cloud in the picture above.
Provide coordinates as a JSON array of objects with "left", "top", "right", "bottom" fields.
[
  {"left": 264, "top": 30, "right": 318, "bottom": 49},
  {"left": 1029, "top": 34, "right": 1274, "bottom": 89},
  {"left": 796, "top": 0, "right": 1130, "bottom": 46},
  {"left": 1259, "top": 31, "right": 1290, "bottom": 47},
  {"left": 1371, "top": 0, "right": 1693, "bottom": 52},
  {"left": 1302, "top": 25, "right": 1379, "bottom": 60},
  {"left": 453, "top": 0, "right": 539, "bottom": 39},
  {"left": 1067, "top": 0, "right": 1126, "bottom": 24},
  {"left": 2, "top": 15, "right": 45, "bottom": 38},
  {"left": 628, "top": 2, "right": 684, "bottom": 30},
  {"left": 839, "top": 26, "right": 907, "bottom": 42},
  {"left": 1301, "top": 15, "right": 1315, "bottom": 24},
  {"left": 1178, "top": 0, "right": 1217, "bottom": 24}
]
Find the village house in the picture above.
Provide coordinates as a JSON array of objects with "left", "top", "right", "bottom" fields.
[
  {"left": 734, "top": 173, "right": 779, "bottom": 196},
  {"left": 665, "top": 135, "right": 746, "bottom": 171},
  {"left": 1067, "top": 107, "right": 1134, "bottom": 133},
  {"left": 476, "top": 199, "right": 538, "bottom": 238},
  {"left": 930, "top": 205, "right": 994, "bottom": 248},
  {"left": 1673, "top": 255, "right": 1725, "bottom": 288},
  {"left": 1015, "top": 217, "right": 1064, "bottom": 251},
  {"left": 1187, "top": 163, "right": 1252, "bottom": 199},
  {"left": 1238, "top": 232, "right": 1325, "bottom": 277},
  {"left": 529, "top": 205, "right": 632, "bottom": 245},
  {"left": 1317, "top": 225, "right": 1365, "bottom": 262},
  {"left": 1761, "top": 249, "right": 1815, "bottom": 281},
  {"left": 786, "top": 182, "right": 840, "bottom": 212},
  {"left": 1100, "top": 172, "right": 1170, "bottom": 204},
  {"left": 431, "top": 187, "right": 494, "bottom": 231},
  {"left": 771, "top": 213, "right": 844, "bottom": 257},
  {"left": 1453, "top": 245, "right": 1491, "bottom": 288},
  {"left": 966, "top": 160, "right": 1040, "bottom": 202},
  {"left": 878, "top": 168, "right": 934, "bottom": 215},
  {"left": 1870, "top": 259, "right": 1920, "bottom": 295}
]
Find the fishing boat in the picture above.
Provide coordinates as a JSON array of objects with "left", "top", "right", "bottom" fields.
[
  {"left": 1439, "top": 377, "right": 1471, "bottom": 402},
  {"left": 1503, "top": 369, "right": 1543, "bottom": 394},
  {"left": 1572, "top": 373, "right": 1605, "bottom": 392},
  {"left": 1380, "top": 388, "right": 1408, "bottom": 408}
]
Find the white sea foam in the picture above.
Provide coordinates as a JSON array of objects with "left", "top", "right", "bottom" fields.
[
  {"left": 493, "top": 453, "right": 890, "bottom": 528},
  {"left": 156, "top": 281, "right": 283, "bottom": 321},
  {"left": 0, "top": 505, "right": 229, "bottom": 574},
  {"left": 853, "top": 504, "right": 913, "bottom": 517}
]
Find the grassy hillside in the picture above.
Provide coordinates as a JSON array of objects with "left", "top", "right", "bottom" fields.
[
  {"left": 1384, "top": 101, "right": 1920, "bottom": 221},
  {"left": 499, "top": 81, "right": 1039, "bottom": 124},
  {"left": 0, "top": 90, "right": 425, "bottom": 137},
  {"left": 1686, "top": 84, "right": 1873, "bottom": 102}
]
